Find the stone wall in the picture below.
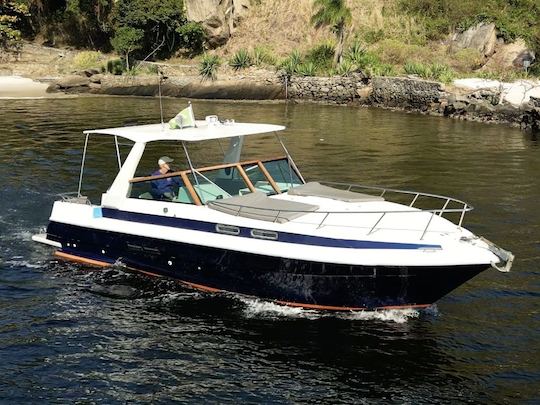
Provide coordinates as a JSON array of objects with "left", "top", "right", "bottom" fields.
[
  {"left": 370, "top": 77, "right": 443, "bottom": 110},
  {"left": 286, "top": 74, "right": 368, "bottom": 104}
]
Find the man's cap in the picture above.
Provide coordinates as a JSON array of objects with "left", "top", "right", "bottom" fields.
[{"left": 158, "top": 156, "right": 174, "bottom": 165}]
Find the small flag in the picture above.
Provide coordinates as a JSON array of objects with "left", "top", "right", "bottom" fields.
[{"left": 169, "top": 104, "right": 196, "bottom": 129}]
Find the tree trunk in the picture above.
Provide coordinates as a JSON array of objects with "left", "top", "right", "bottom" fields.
[
  {"left": 334, "top": 24, "right": 345, "bottom": 65},
  {"left": 126, "top": 51, "right": 130, "bottom": 71}
]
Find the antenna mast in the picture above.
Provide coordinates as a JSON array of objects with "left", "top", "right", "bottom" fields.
[{"left": 157, "top": 67, "right": 164, "bottom": 130}]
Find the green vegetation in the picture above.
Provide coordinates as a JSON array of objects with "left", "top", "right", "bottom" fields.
[
  {"left": 72, "top": 51, "right": 103, "bottom": 69},
  {"left": 400, "top": 0, "right": 540, "bottom": 52},
  {"left": 335, "top": 60, "right": 355, "bottom": 76},
  {"left": 404, "top": 61, "right": 455, "bottom": 83},
  {"left": 199, "top": 54, "right": 221, "bottom": 81},
  {"left": 176, "top": 22, "right": 205, "bottom": 57},
  {"left": 304, "top": 42, "right": 334, "bottom": 71},
  {"left": 106, "top": 59, "right": 126, "bottom": 75},
  {"left": 297, "top": 62, "right": 317, "bottom": 76},
  {"left": 229, "top": 49, "right": 252, "bottom": 70},
  {"left": 311, "top": 0, "right": 351, "bottom": 64},
  {"left": 0, "top": 1, "right": 29, "bottom": 53},
  {"left": 7, "top": 1, "right": 205, "bottom": 63},
  {"left": 252, "top": 46, "right": 274, "bottom": 66},
  {"left": 110, "top": 27, "right": 144, "bottom": 70}
]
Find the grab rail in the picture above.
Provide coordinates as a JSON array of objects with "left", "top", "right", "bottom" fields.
[{"left": 210, "top": 181, "right": 473, "bottom": 240}]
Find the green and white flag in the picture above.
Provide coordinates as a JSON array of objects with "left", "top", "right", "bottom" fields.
[{"left": 169, "top": 104, "right": 196, "bottom": 129}]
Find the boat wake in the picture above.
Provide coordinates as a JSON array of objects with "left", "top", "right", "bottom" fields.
[{"left": 238, "top": 296, "right": 435, "bottom": 323}]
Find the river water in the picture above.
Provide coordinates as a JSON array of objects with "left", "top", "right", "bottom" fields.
[{"left": 0, "top": 96, "right": 538, "bottom": 403}]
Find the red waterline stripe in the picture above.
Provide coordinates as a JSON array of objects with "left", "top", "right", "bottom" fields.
[{"left": 55, "top": 251, "right": 110, "bottom": 267}]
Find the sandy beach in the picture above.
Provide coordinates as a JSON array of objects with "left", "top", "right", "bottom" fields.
[{"left": 0, "top": 76, "right": 52, "bottom": 98}]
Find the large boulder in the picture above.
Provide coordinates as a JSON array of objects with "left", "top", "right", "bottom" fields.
[
  {"left": 185, "top": 0, "right": 250, "bottom": 48},
  {"left": 55, "top": 74, "right": 90, "bottom": 89},
  {"left": 482, "top": 38, "right": 535, "bottom": 71},
  {"left": 451, "top": 22, "right": 497, "bottom": 57}
]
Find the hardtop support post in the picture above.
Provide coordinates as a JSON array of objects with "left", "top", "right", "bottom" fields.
[
  {"left": 77, "top": 134, "right": 89, "bottom": 197},
  {"left": 275, "top": 132, "right": 305, "bottom": 184}
]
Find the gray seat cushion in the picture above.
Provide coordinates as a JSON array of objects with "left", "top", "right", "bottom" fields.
[
  {"left": 288, "top": 182, "right": 384, "bottom": 202},
  {"left": 208, "top": 191, "right": 319, "bottom": 223}
]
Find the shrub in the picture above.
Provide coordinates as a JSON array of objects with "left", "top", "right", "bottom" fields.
[
  {"left": 73, "top": 51, "right": 102, "bottom": 69},
  {"left": 229, "top": 48, "right": 252, "bottom": 70},
  {"left": 199, "top": 54, "right": 221, "bottom": 80},
  {"left": 106, "top": 58, "right": 126, "bottom": 75},
  {"left": 305, "top": 42, "right": 334, "bottom": 71},
  {"left": 297, "top": 62, "right": 317, "bottom": 76},
  {"left": 176, "top": 21, "right": 205, "bottom": 56}
]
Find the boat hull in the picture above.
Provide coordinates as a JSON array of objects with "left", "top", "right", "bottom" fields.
[{"left": 46, "top": 221, "right": 489, "bottom": 310}]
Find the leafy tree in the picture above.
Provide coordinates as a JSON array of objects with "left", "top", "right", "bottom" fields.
[
  {"left": 63, "top": 0, "right": 114, "bottom": 48},
  {"left": 110, "top": 26, "right": 144, "bottom": 70},
  {"left": 0, "top": 1, "right": 29, "bottom": 53},
  {"left": 110, "top": 0, "right": 185, "bottom": 60},
  {"left": 176, "top": 21, "right": 205, "bottom": 56},
  {"left": 311, "top": 0, "right": 351, "bottom": 65}
]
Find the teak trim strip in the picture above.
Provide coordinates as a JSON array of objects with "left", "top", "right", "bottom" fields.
[
  {"left": 236, "top": 164, "right": 256, "bottom": 193},
  {"left": 180, "top": 172, "right": 202, "bottom": 205},
  {"left": 129, "top": 156, "right": 287, "bottom": 183},
  {"left": 257, "top": 161, "right": 281, "bottom": 194}
]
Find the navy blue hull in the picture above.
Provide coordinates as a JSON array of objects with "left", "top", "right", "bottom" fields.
[{"left": 46, "top": 221, "right": 489, "bottom": 310}]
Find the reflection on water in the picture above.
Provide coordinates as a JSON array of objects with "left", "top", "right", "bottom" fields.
[{"left": 0, "top": 97, "right": 539, "bottom": 403}]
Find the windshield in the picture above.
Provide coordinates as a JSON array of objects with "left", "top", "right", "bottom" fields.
[{"left": 128, "top": 157, "right": 303, "bottom": 205}]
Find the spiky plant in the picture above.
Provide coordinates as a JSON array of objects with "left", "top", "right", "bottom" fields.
[
  {"left": 199, "top": 54, "right": 221, "bottom": 81},
  {"left": 229, "top": 48, "right": 252, "bottom": 70},
  {"left": 297, "top": 62, "right": 317, "bottom": 76}
]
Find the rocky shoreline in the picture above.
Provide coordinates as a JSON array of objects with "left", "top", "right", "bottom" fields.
[{"left": 3, "top": 68, "right": 539, "bottom": 133}]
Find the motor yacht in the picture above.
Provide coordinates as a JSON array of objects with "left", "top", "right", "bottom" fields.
[{"left": 33, "top": 108, "right": 513, "bottom": 311}]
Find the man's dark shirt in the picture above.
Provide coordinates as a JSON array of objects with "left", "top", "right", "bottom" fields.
[{"left": 151, "top": 169, "right": 182, "bottom": 199}]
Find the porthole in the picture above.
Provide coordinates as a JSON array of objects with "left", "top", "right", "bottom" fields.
[
  {"left": 216, "top": 224, "right": 240, "bottom": 236},
  {"left": 250, "top": 229, "right": 278, "bottom": 241}
]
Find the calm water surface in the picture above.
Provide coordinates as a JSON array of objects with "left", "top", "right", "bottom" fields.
[{"left": 0, "top": 97, "right": 539, "bottom": 403}]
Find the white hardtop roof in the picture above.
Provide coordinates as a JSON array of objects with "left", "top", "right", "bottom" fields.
[{"left": 83, "top": 120, "right": 286, "bottom": 143}]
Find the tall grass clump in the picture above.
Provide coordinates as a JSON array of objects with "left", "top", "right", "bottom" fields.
[
  {"left": 199, "top": 54, "right": 221, "bottom": 81},
  {"left": 229, "top": 48, "right": 252, "bottom": 70},
  {"left": 73, "top": 51, "right": 102, "bottom": 69}
]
